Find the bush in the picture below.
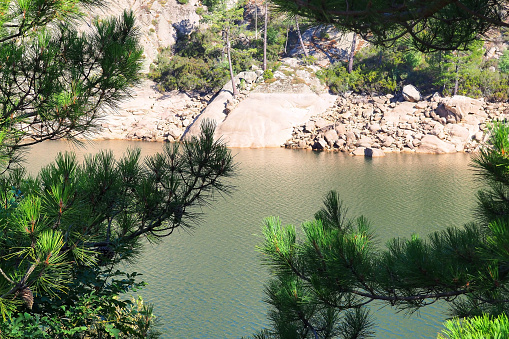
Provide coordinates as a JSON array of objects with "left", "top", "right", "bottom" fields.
[
  {"left": 195, "top": 7, "right": 204, "bottom": 16},
  {"left": 317, "top": 63, "right": 397, "bottom": 95},
  {"left": 499, "top": 49, "right": 509, "bottom": 74},
  {"left": 263, "top": 69, "right": 274, "bottom": 81}
]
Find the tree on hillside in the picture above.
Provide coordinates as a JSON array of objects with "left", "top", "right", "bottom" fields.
[
  {"left": 203, "top": 4, "right": 244, "bottom": 97},
  {"left": 271, "top": 0, "right": 509, "bottom": 51},
  {"left": 263, "top": 0, "right": 269, "bottom": 70},
  {"left": 251, "top": 122, "right": 509, "bottom": 338},
  {"left": 0, "top": 1, "right": 236, "bottom": 337}
]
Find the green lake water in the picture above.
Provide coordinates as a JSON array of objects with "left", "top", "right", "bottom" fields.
[{"left": 28, "top": 141, "right": 478, "bottom": 338}]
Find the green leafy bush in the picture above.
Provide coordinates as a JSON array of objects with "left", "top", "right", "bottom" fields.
[
  {"left": 317, "top": 63, "right": 397, "bottom": 95},
  {"left": 498, "top": 49, "right": 509, "bottom": 74},
  {"left": 195, "top": 7, "right": 204, "bottom": 15},
  {"left": 318, "top": 40, "right": 509, "bottom": 101},
  {"left": 263, "top": 69, "right": 274, "bottom": 80}
]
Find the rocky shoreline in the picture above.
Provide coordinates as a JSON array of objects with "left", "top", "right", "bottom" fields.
[
  {"left": 94, "top": 59, "right": 509, "bottom": 156},
  {"left": 284, "top": 92, "right": 509, "bottom": 156}
]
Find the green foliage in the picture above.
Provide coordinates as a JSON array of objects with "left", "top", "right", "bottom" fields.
[
  {"left": 317, "top": 39, "right": 509, "bottom": 100},
  {"left": 0, "top": 3, "right": 143, "bottom": 169},
  {"left": 263, "top": 69, "right": 274, "bottom": 80},
  {"left": 317, "top": 63, "right": 397, "bottom": 95},
  {"left": 177, "top": 0, "right": 188, "bottom": 4},
  {"left": 0, "top": 121, "right": 235, "bottom": 336},
  {"left": 498, "top": 50, "right": 509, "bottom": 74},
  {"left": 253, "top": 123, "right": 509, "bottom": 337},
  {"left": 438, "top": 314, "right": 509, "bottom": 339},
  {"left": 195, "top": 7, "right": 205, "bottom": 16},
  {"left": 149, "top": 2, "right": 289, "bottom": 93},
  {"left": 0, "top": 1, "right": 236, "bottom": 337},
  {"left": 270, "top": 0, "right": 507, "bottom": 51}
]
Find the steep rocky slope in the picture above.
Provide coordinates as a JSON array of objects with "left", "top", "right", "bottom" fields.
[{"left": 86, "top": 0, "right": 202, "bottom": 71}]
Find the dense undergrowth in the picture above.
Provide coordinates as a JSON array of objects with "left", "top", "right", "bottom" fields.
[
  {"left": 149, "top": 4, "right": 509, "bottom": 101},
  {"left": 148, "top": 5, "right": 288, "bottom": 94},
  {"left": 318, "top": 40, "right": 509, "bottom": 101}
]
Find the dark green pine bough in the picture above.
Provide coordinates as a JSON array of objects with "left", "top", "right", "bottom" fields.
[
  {"left": 271, "top": 0, "right": 509, "bottom": 52},
  {"left": 254, "top": 122, "right": 509, "bottom": 338},
  {"left": 0, "top": 0, "right": 236, "bottom": 337}
]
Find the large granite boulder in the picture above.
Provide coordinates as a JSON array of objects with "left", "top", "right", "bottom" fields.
[
  {"left": 438, "top": 96, "right": 484, "bottom": 122},
  {"left": 402, "top": 85, "right": 421, "bottom": 102},
  {"left": 185, "top": 91, "right": 337, "bottom": 147},
  {"left": 383, "top": 102, "right": 416, "bottom": 125},
  {"left": 416, "top": 135, "right": 456, "bottom": 154}
]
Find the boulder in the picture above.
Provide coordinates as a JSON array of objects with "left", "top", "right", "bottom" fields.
[
  {"left": 304, "top": 121, "right": 316, "bottom": 133},
  {"left": 446, "top": 124, "right": 471, "bottom": 142},
  {"left": 312, "top": 138, "right": 327, "bottom": 150},
  {"left": 440, "top": 95, "right": 483, "bottom": 121},
  {"left": 335, "top": 124, "right": 347, "bottom": 136},
  {"left": 352, "top": 147, "right": 366, "bottom": 156},
  {"left": 416, "top": 135, "right": 456, "bottom": 154},
  {"left": 324, "top": 129, "right": 339, "bottom": 145},
  {"left": 383, "top": 102, "right": 416, "bottom": 125},
  {"left": 356, "top": 137, "right": 373, "bottom": 148},
  {"left": 368, "top": 123, "right": 381, "bottom": 133},
  {"left": 381, "top": 135, "right": 395, "bottom": 147},
  {"left": 211, "top": 92, "right": 337, "bottom": 147},
  {"left": 402, "top": 85, "right": 421, "bottom": 102},
  {"left": 238, "top": 71, "right": 258, "bottom": 84}
]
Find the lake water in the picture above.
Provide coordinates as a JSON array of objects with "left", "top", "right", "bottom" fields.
[{"left": 27, "top": 141, "right": 478, "bottom": 338}]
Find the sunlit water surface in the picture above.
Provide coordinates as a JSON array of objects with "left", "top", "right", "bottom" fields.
[{"left": 27, "top": 141, "right": 478, "bottom": 338}]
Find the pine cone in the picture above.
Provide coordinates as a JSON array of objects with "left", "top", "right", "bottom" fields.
[{"left": 20, "top": 287, "right": 34, "bottom": 309}]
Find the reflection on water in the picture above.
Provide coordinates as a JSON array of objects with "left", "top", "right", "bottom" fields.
[{"left": 27, "top": 141, "right": 477, "bottom": 338}]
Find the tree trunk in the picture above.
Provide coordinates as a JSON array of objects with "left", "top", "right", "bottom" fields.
[
  {"left": 295, "top": 17, "right": 308, "bottom": 58},
  {"left": 263, "top": 0, "right": 268, "bottom": 71},
  {"left": 348, "top": 33, "right": 357, "bottom": 74},
  {"left": 454, "top": 61, "right": 459, "bottom": 96},
  {"left": 226, "top": 28, "right": 238, "bottom": 98},
  {"left": 284, "top": 24, "right": 289, "bottom": 55},
  {"left": 255, "top": 0, "right": 258, "bottom": 40}
]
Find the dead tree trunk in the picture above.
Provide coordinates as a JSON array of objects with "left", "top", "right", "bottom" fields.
[
  {"left": 226, "top": 28, "right": 238, "bottom": 98},
  {"left": 295, "top": 16, "right": 308, "bottom": 58},
  {"left": 348, "top": 33, "right": 357, "bottom": 74}
]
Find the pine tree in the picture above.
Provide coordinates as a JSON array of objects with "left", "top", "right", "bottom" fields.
[
  {"left": 0, "top": 1, "right": 237, "bottom": 337},
  {"left": 253, "top": 122, "right": 509, "bottom": 338},
  {"left": 269, "top": 0, "right": 509, "bottom": 51},
  {"left": 0, "top": 0, "right": 143, "bottom": 170}
]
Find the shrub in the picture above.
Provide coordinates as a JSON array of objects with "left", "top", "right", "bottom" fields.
[
  {"left": 499, "top": 49, "right": 509, "bottom": 74},
  {"left": 263, "top": 69, "right": 274, "bottom": 81},
  {"left": 195, "top": 7, "right": 204, "bottom": 15}
]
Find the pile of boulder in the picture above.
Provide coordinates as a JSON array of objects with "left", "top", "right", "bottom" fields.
[
  {"left": 94, "top": 81, "right": 209, "bottom": 142},
  {"left": 285, "top": 85, "right": 509, "bottom": 156}
]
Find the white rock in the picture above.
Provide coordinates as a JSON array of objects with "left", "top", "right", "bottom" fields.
[
  {"left": 417, "top": 135, "right": 457, "bottom": 154},
  {"left": 402, "top": 85, "right": 421, "bottom": 102}
]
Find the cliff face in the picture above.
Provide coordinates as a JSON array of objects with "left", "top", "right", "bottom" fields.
[{"left": 85, "top": 0, "right": 202, "bottom": 71}]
